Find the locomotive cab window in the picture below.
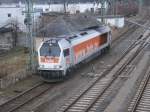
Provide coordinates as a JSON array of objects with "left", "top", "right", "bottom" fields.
[
  {"left": 63, "top": 49, "right": 70, "bottom": 57},
  {"left": 40, "top": 43, "right": 60, "bottom": 57}
]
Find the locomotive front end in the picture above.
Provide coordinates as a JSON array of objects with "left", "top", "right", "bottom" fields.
[{"left": 38, "top": 39, "right": 65, "bottom": 81}]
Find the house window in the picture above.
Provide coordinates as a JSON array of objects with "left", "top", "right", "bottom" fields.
[{"left": 8, "top": 13, "right": 11, "bottom": 17}]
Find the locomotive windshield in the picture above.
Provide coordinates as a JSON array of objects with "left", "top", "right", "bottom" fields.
[{"left": 40, "top": 43, "right": 61, "bottom": 57}]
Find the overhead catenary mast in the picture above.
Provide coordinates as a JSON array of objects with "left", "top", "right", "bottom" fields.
[
  {"left": 96, "top": 0, "right": 106, "bottom": 23},
  {"left": 25, "top": 0, "right": 35, "bottom": 72},
  {"left": 101, "top": 0, "right": 105, "bottom": 23},
  {"left": 48, "top": 0, "right": 52, "bottom": 11}
]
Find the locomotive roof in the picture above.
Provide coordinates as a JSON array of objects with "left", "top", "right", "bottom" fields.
[
  {"left": 43, "top": 25, "right": 110, "bottom": 44},
  {"left": 66, "top": 25, "right": 110, "bottom": 40}
]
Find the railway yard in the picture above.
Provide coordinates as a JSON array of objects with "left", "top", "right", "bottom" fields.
[
  {"left": 0, "top": 1, "right": 150, "bottom": 112},
  {"left": 0, "top": 16, "right": 149, "bottom": 112}
]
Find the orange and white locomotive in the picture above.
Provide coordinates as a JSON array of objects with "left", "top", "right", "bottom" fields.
[{"left": 37, "top": 25, "right": 111, "bottom": 81}]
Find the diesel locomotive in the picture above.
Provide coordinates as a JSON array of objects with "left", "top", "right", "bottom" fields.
[{"left": 37, "top": 25, "right": 112, "bottom": 82}]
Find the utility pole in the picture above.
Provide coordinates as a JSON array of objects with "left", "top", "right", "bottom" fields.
[
  {"left": 63, "top": 0, "right": 67, "bottom": 13},
  {"left": 99, "top": 0, "right": 106, "bottom": 23},
  {"left": 101, "top": 0, "right": 105, "bottom": 23},
  {"left": 25, "top": 0, "right": 35, "bottom": 72},
  {"left": 48, "top": 0, "right": 51, "bottom": 11},
  {"left": 112, "top": 0, "right": 116, "bottom": 16}
]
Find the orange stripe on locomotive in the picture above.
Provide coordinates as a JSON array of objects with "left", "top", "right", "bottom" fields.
[
  {"left": 40, "top": 56, "right": 59, "bottom": 63},
  {"left": 73, "top": 33, "right": 108, "bottom": 61}
]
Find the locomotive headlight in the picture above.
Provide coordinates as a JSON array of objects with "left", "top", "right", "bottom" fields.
[
  {"left": 40, "top": 65, "right": 44, "bottom": 68},
  {"left": 54, "top": 65, "right": 58, "bottom": 68},
  {"left": 54, "top": 65, "right": 62, "bottom": 69}
]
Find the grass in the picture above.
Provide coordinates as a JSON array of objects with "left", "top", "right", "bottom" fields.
[{"left": 0, "top": 47, "right": 29, "bottom": 78}]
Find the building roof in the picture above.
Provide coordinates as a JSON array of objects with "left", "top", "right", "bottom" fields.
[{"left": 37, "top": 14, "right": 103, "bottom": 37}]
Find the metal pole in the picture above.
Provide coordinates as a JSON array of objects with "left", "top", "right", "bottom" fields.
[
  {"left": 25, "top": 0, "right": 35, "bottom": 72},
  {"left": 112, "top": 0, "right": 116, "bottom": 15},
  {"left": 101, "top": 0, "right": 105, "bottom": 23},
  {"left": 48, "top": 0, "right": 51, "bottom": 11}
]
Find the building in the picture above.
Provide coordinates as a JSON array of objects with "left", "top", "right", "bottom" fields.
[
  {"left": 0, "top": 3, "right": 103, "bottom": 32},
  {"left": 0, "top": 26, "right": 14, "bottom": 50},
  {"left": 0, "top": 3, "right": 42, "bottom": 32}
]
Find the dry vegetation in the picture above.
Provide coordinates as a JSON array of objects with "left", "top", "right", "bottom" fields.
[{"left": 0, "top": 48, "right": 29, "bottom": 78}]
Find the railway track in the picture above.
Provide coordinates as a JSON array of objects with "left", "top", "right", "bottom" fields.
[
  {"left": 83, "top": 22, "right": 145, "bottom": 78},
  {"left": 112, "top": 24, "right": 138, "bottom": 46},
  {"left": 112, "top": 20, "right": 146, "bottom": 48},
  {"left": 57, "top": 29, "right": 149, "bottom": 112},
  {"left": 0, "top": 21, "right": 147, "bottom": 112},
  {"left": 128, "top": 65, "right": 150, "bottom": 112},
  {"left": 0, "top": 82, "right": 53, "bottom": 112}
]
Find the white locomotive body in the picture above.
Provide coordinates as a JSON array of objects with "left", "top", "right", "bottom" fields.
[{"left": 37, "top": 26, "right": 111, "bottom": 81}]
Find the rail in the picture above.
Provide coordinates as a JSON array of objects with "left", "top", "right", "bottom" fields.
[
  {"left": 58, "top": 28, "right": 149, "bottom": 112},
  {"left": 128, "top": 67, "right": 150, "bottom": 112},
  {"left": 0, "top": 82, "right": 53, "bottom": 112}
]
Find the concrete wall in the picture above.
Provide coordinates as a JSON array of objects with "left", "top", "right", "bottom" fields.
[
  {"left": 17, "top": 33, "right": 29, "bottom": 47},
  {"left": 0, "top": 32, "right": 13, "bottom": 50},
  {"left": 97, "top": 17, "right": 125, "bottom": 28}
]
